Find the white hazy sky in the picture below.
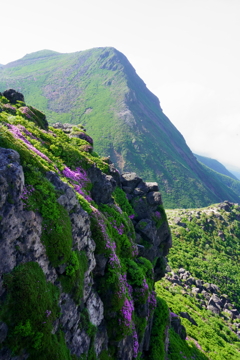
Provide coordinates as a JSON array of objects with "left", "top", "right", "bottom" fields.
[{"left": 1, "top": 0, "right": 240, "bottom": 171}]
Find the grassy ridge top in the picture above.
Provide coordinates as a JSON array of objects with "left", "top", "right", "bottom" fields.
[{"left": 1, "top": 47, "right": 240, "bottom": 208}]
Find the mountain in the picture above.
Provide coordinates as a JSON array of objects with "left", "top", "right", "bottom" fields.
[
  {"left": 194, "top": 154, "right": 238, "bottom": 180},
  {"left": 0, "top": 48, "right": 240, "bottom": 208},
  {"left": 0, "top": 91, "right": 172, "bottom": 359}
]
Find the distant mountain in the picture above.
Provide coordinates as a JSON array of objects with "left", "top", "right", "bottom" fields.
[
  {"left": 0, "top": 47, "right": 239, "bottom": 208},
  {"left": 224, "top": 165, "right": 240, "bottom": 181},
  {"left": 194, "top": 154, "right": 238, "bottom": 180},
  {"left": 231, "top": 170, "right": 240, "bottom": 180}
]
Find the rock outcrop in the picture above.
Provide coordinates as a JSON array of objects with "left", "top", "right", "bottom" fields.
[
  {"left": 165, "top": 267, "right": 240, "bottom": 338},
  {"left": 0, "top": 91, "right": 172, "bottom": 359}
]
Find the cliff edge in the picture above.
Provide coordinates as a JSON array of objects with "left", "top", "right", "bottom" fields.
[{"left": 0, "top": 90, "right": 171, "bottom": 359}]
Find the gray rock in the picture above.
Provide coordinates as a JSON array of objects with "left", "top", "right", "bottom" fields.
[
  {"left": 0, "top": 322, "right": 8, "bottom": 343},
  {"left": 87, "top": 165, "right": 116, "bottom": 204},
  {"left": 201, "top": 290, "right": 210, "bottom": 300},
  {"left": 94, "top": 254, "right": 108, "bottom": 276},
  {"left": 185, "top": 277, "right": 195, "bottom": 286},
  {"left": 121, "top": 172, "right": 142, "bottom": 191},
  {"left": 94, "top": 323, "right": 108, "bottom": 356},
  {"left": 171, "top": 317, "right": 186, "bottom": 340},
  {"left": 135, "top": 219, "right": 157, "bottom": 244},
  {"left": 86, "top": 291, "right": 104, "bottom": 327},
  {"left": 195, "top": 279, "right": 203, "bottom": 288},
  {"left": 147, "top": 191, "right": 162, "bottom": 206},
  {"left": 178, "top": 268, "right": 186, "bottom": 274},
  {"left": 192, "top": 287, "right": 201, "bottom": 295},
  {"left": 207, "top": 305, "right": 220, "bottom": 314},
  {"left": 179, "top": 312, "right": 197, "bottom": 326},
  {"left": 145, "top": 182, "right": 159, "bottom": 192}
]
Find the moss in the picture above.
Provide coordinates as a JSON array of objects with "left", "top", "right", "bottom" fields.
[
  {"left": 60, "top": 251, "right": 88, "bottom": 303},
  {"left": 147, "top": 297, "right": 169, "bottom": 360},
  {"left": 112, "top": 187, "right": 135, "bottom": 216},
  {"left": 41, "top": 204, "right": 73, "bottom": 267},
  {"left": 99, "top": 349, "right": 114, "bottom": 360},
  {"left": 0, "top": 262, "right": 74, "bottom": 359},
  {"left": 76, "top": 192, "right": 93, "bottom": 214}
]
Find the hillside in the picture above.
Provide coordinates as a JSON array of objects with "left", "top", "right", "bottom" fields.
[
  {"left": 194, "top": 154, "right": 238, "bottom": 180},
  {"left": 166, "top": 202, "right": 240, "bottom": 309},
  {"left": 157, "top": 202, "right": 240, "bottom": 359},
  {"left": 0, "top": 48, "right": 240, "bottom": 208}
]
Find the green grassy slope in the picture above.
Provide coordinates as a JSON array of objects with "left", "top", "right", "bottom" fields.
[
  {"left": 200, "top": 163, "right": 240, "bottom": 198},
  {"left": 194, "top": 154, "right": 238, "bottom": 180},
  {"left": 155, "top": 280, "right": 240, "bottom": 360},
  {"left": 152, "top": 203, "right": 240, "bottom": 360},
  {"left": 1, "top": 48, "right": 239, "bottom": 208},
  {"left": 166, "top": 203, "right": 240, "bottom": 308}
]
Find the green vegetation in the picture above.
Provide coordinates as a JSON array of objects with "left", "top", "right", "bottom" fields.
[
  {"left": 1, "top": 81, "right": 240, "bottom": 359},
  {"left": 1, "top": 262, "right": 74, "bottom": 360},
  {"left": 155, "top": 280, "right": 240, "bottom": 360},
  {"left": 167, "top": 203, "right": 240, "bottom": 308},
  {"left": 0, "top": 94, "right": 111, "bottom": 358},
  {"left": 1, "top": 48, "right": 240, "bottom": 208},
  {"left": 194, "top": 154, "right": 238, "bottom": 180},
  {"left": 0, "top": 94, "right": 163, "bottom": 359}
]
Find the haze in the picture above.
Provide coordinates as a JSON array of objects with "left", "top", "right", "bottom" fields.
[{"left": 1, "top": 0, "right": 239, "bottom": 173}]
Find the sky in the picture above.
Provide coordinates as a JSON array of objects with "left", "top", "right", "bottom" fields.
[{"left": 1, "top": 0, "right": 240, "bottom": 173}]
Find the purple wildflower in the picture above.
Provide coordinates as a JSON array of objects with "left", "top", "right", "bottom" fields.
[
  {"left": 154, "top": 211, "right": 161, "bottom": 219},
  {"left": 45, "top": 310, "right": 51, "bottom": 317},
  {"left": 20, "top": 185, "right": 35, "bottom": 202},
  {"left": 120, "top": 298, "right": 134, "bottom": 328},
  {"left": 132, "top": 327, "right": 139, "bottom": 358},
  {"left": 7, "top": 124, "right": 51, "bottom": 163},
  {"left": 148, "top": 291, "right": 157, "bottom": 311},
  {"left": 62, "top": 166, "right": 92, "bottom": 202},
  {"left": 170, "top": 312, "right": 178, "bottom": 318}
]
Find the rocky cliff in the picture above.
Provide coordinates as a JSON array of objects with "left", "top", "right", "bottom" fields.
[{"left": 0, "top": 90, "right": 171, "bottom": 359}]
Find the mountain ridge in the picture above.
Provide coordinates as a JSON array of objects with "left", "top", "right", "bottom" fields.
[{"left": 194, "top": 153, "right": 238, "bottom": 180}]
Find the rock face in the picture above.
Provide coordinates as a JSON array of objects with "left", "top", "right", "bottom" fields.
[
  {"left": 0, "top": 98, "right": 172, "bottom": 360},
  {"left": 121, "top": 172, "right": 172, "bottom": 281},
  {"left": 3, "top": 89, "right": 25, "bottom": 104}
]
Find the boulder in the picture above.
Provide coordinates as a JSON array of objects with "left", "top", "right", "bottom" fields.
[
  {"left": 3, "top": 89, "right": 24, "bottom": 104},
  {"left": 207, "top": 305, "right": 220, "bottom": 314},
  {"left": 87, "top": 165, "right": 116, "bottom": 204},
  {"left": 179, "top": 312, "right": 198, "bottom": 326},
  {"left": 147, "top": 191, "right": 162, "bottom": 206},
  {"left": 171, "top": 316, "right": 187, "bottom": 340},
  {"left": 121, "top": 172, "right": 142, "bottom": 191}
]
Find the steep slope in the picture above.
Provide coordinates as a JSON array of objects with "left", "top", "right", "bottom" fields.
[
  {"left": 0, "top": 48, "right": 239, "bottom": 208},
  {"left": 194, "top": 154, "right": 238, "bottom": 180},
  {"left": 156, "top": 202, "right": 240, "bottom": 360},
  {"left": 0, "top": 91, "right": 172, "bottom": 359},
  {"left": 166, "top": 202, "right": 240, "bottom": 309},
  {"left": 200, "top": 163, "right": 240, "bottom": 198}
]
